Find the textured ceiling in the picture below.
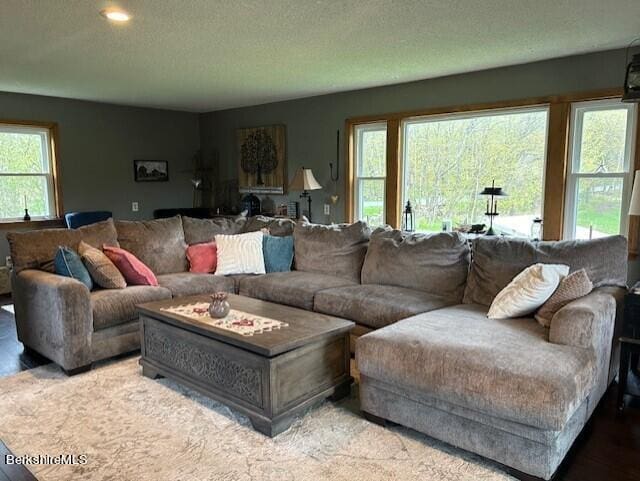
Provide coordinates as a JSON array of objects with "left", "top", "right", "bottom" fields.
[{"left": 0, "top": 0, "right": 639, "bottom": 112}]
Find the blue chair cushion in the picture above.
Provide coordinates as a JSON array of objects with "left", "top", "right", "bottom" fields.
[
  {"left": 65, "top": 211, "right": 113, "bottom": 229},
  {"left": 262, "top": 235, "right": 294, "bottom": 273},
  {"left": 54, "top": 246, "right": 93, "bottom": 290}
]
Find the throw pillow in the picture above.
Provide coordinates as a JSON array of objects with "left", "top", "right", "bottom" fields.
[
  {"left": 214, "top": 231, "right": 266, "bottom": 275},
  {"left": 186, "top": 242, "right": 218, "bottom": 273},
  {"left": 54, "top": 246, "right": 93, "bottom": 290},
  {"left": 78, "top": 241, "right": 126, "bottom": 289},
  {"left": 103, "top": 245, "right": 158, "bottom": 286},
  {"left": 535, "top": 269, "right": 593, "bottom": 327},
  {"left": 263, "top": 235, "right": 294, "bottom": 273},
  {"left": 487, "top": 263, "right": 569, "bottom": 319}
]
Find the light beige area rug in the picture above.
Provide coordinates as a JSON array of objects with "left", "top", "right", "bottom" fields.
[{"left": 0, "top": 357, "right": 513, "bottom": 481}]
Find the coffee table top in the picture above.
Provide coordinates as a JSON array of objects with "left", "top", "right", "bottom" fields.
[{"left": 138, "top": 294, "right": 354, "bottom": 357}]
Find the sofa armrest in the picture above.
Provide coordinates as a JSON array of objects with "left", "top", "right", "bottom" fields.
[
  {"left": 12, "top": 269, "right": 93, "bottom": 371},
  {"left": 549, "top": 289, "right": 616, "bottom": 351}
]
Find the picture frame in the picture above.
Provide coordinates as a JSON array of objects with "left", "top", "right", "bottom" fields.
[
  {"left": 236, "top": 125, "right": 286, "bottom": 194},
  {"left": 134, "top": 160, "right": 169, "bottom": 182}
]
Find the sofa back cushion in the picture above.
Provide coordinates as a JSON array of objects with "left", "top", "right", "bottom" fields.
[
  {"left": 361, "top": 229, "right": 470, "bottom": 301},
  {"left": 115, "top": 216, "right": 187, "bottom": 275},
  {"left": 182, "top": 215, "right": 246, "bottom": 244},
  {"left": 463, "top": 235, "right": 628, "bottom": 306},
  {"left": 293, "top": 220, "right": 370, "bottom": 283},
  {"left": 7, "top": 218, "right": 119, "bottom": 273},
  {"left": 243, "top": 215, "right": 296, "bottom": 237}
]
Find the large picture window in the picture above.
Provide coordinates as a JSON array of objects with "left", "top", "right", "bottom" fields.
[
  {"left": 564, "top": 100, "right": 637, "bottom": 239},
  {"left": 353, "top": 122, "right": 387, "bottom": 226},
  {"left": 401, "top": 107, "right": 549, "bottom": 235},
  {"left": 0, "top": 122, "right": 59, "bottom": 221},
  {"left": 347, "top": 89, "right": 640, "bottom": 251}
]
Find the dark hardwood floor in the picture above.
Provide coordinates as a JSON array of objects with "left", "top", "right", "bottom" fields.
[
  {"left": 0, "top": 441, "right": 37, "bottom": 481},
  {"left": 0, "top": 303, "right": 638, "bottom": 481}
]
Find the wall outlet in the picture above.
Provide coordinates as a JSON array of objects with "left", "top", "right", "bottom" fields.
[
  {"left": 5, "top": 256, "right": 12, "bottom": 269},
  {"left": 324, "top": 204, "right": 331, "bottom": 215},
  {"left": 132, "top": 202, "right": 139, "bottom": 212}
]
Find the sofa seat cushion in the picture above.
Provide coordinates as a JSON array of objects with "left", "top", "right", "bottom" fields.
[
  {"left": 156, "top": 273, "right": 235, "bottom": 297},
  {"left": 314, "top": 284, "right": 455, "bottom": 329},
  {"left": 91, "top": 286, "right": 172, "bottom": 331},
  {"left": 356, "top": 304, "right": 596, "bottom": 430},
  {"left": 239, "top": 271, "right": 357, "bottom": 310}
]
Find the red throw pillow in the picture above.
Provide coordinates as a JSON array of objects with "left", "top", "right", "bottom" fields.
[
  {"left": 103, "top": 245, "right": 158, "bottom": 286},
  {"left": 186, "top": 241, "right": 218, "bottom": 273}
]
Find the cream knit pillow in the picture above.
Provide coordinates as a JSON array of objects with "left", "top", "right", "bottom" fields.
[
  {"left": 535, "top": 269, "right": 593, "bottom": 327},
  {"left": 487, "top": 263, "right": 569, "bottom": 319},
  {"left": 214, "top": 231, "right": 266, "bottom": 276}
]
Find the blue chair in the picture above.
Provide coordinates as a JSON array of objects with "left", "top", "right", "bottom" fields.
[{"left": 64, "top": 211, "right": 113, "bottom": 229}]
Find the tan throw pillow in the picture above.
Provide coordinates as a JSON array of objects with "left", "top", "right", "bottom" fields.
[
  {"left": 487, "top": 263, "right": 569, "bottom": 319},
  {"left": 535, "top": 269, "right": 593, "bottom": 327},
  {"left": 79, "top": 241, "right": 126, "bottom": 289}
]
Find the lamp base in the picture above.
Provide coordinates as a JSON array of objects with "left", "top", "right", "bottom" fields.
[{"left": 300, "top": 191, "right": 312, "bottom": 222}]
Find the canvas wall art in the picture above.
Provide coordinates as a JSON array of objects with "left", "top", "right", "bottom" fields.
[{"left": 236, "top": 125, "right": 286, "bottom": 194}]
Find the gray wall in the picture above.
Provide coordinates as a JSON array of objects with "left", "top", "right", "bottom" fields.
[
  {"left": 199, "top": 47, "right": 629, "bottom": 223},
  {"left": 0, "top": 91, "right": 200, "bottom": 263}
]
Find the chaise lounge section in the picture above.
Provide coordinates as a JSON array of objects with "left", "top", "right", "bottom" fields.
[{"left": 356, "top": 235, "right": 627, "bottom": 479}]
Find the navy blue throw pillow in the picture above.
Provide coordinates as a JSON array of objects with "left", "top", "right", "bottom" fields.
[
  {"left": 54, "top": 246, "right": 93, "bottom": 290},
  {"left": 262, "top": 235, "right": 294, "bottom": 273}
]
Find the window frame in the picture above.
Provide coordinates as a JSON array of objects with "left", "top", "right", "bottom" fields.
[
  {"left": 0, "top": 120, "right": 62, "bottom": 225},
  {"left": 563, "top": 100, "right": 637, "bottom": 240},
  {"left": 346, "top": 87, "right": 640, "bottom": 255},
  {"left": 353, "top": 122, "right": 388, "bottom": 226},
  {"left": 399, "top": 105, "right": 550, "bottom": 235}
]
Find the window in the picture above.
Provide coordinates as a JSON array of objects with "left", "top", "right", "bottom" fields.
[
  {"left": 354, "top": 122, "right": 387, "bottom": 226},
  {"left": 564, "top": 101, "right": 637, "bottom": 239},
  {"left": 401, "top": 107, "right": 549, "bottom": 235},
  {"left": 0, "top": 122, "right": 59, "bottom": 221}
]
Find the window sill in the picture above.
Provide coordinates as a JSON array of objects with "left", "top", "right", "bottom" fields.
[{"left": 0, "top": 218, "right": 65, "bottom": 229}]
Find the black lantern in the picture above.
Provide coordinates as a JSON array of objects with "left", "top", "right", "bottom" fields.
[
  {"left": 623, "top": 53, "right": 640, "bottom": 103},
  {"left": 402, "top": 200, "right": 415, "bottom": 232},
  {"left": 479, "top": 180, "right": 507, "bottom": 236}
]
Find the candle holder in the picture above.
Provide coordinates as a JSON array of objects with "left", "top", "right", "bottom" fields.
[{"left": 479, "top": 180, "right": 507, "bottom": 236}]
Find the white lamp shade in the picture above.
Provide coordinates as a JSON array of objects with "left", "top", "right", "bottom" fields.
[
  {"left": 289, "top": 167, "right": 322, "bottom": 191},
  {"left": 630, "top": 171, "right": 640, "bottom": 216}
]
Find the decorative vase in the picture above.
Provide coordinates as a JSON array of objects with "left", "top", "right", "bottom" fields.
[{"left": 208, "top": 292, "right": 230, "bottom": 318}]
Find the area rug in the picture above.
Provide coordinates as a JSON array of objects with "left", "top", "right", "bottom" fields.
[{"left": 0, "top": 357, "right": 514, "bottom": 481}]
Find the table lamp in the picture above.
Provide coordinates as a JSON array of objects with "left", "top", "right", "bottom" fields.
[
  {"left": 629, "top": 171, "right": 640, "bottom": 216},
  {"left": 289, "top": 167, "right": 322, "bottom": 221}
]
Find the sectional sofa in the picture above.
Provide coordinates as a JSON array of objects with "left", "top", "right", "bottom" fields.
[{"left": 7, "top": 215, "right": 628, "bottom": 480}]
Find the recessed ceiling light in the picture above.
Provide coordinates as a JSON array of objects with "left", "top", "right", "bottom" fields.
[{"left": 100, "top": 8, "right": 131, "bottom": 23}]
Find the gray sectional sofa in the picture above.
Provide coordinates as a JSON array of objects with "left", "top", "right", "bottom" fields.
[{"left": 7, "top": 215, "right": 628, "bottom": 479}]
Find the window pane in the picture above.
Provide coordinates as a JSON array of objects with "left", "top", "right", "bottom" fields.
[
  {"left": 574, "top": 177, "right": 623, "bottom": 239},
  {"left": 0, "top": 176, "right": 51, "bottom": 218},
  {"left": 357, "top": 126, "right": 386, "bottom": 177},
  {"left": 358, "top": 178, "right": 385, "bottom": 226},
  {"left": 0, "top": 130, "right": 48, "bottom": 174},
  {"left": 403, "top": 109, "right": 548, "bottom": 235},
  {"left": 577, "top": 109, "right": 628, "bottom": 174}
]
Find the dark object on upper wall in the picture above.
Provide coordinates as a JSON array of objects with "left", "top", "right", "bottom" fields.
[
  {"left": 154, "top": 208, "right": 212, "bottom": 219},
  {"left": 65, "top": 211, "right": 113, "bottom": 229},
  {"left": 241, "top": 194, "right": 261, "bottom": 216},
  {"left": 134, "top": 160, "right": 169, "bottom": 182},
  {"left": 237, "top": 125, "right": 286, "bottom": 194},
  {"left": 623, "top": 52, "right": 640, "bottom": 102}
]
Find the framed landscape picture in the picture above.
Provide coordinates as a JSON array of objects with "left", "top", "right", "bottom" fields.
[
  {"left": 236, "top": 125, "right": 286, "bottom": 194},
  {"left": 134, "top": 160, "right": 169, "bottom": 182}
]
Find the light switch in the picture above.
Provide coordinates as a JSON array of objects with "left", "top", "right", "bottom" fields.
[{"left": 132, "top": 202, "right": 139, "bottom": 212}]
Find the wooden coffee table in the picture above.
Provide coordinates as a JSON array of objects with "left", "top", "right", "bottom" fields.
[{"left": 137, "top": 294, "right": 354, "bottom": 436}]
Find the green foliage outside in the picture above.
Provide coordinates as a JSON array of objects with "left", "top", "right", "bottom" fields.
[
  {"left": 0, "top": 132, "right": 50, "bottom": 219},
  {"left": 358, "top": 108, "right": 629, "bottom": 236}
]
